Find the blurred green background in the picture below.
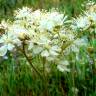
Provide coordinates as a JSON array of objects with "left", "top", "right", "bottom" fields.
[{"left": 0, "top": 0, "right": 88, "bottom": 20}]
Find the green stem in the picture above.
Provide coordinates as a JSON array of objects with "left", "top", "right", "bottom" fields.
[
  {"left": 22, "top": 41, "right": 43, "bottom": 79},
  {"left": 42, "top": 57, "right": 49, "bottom": 96}
]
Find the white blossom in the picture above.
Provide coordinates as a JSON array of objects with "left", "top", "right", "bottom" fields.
[
  {"left": 0, "top": 34, "right": 15, "bottom": 56},
  {"left": 57, "top": 60, "right": 70, "bottom": 72}
]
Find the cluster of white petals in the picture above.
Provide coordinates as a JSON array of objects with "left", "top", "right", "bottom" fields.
[
  {"left": 0, "top": 7, "right": 87, "bottom": 72},
  {"left": 71, "top": 3, "right": 96, "bottom": 33}
]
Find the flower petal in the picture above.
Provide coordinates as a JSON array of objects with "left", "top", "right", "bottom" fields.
[
  {"left": 57, "top": 64, "right": 70, "bottom": 72},
  {"left": 33, "top": 46, "right": 43, "bottom": 54},
  {"left": 8, "top": 43, "right": 14, "bottom": 51},
  {"left": 0, "top": 39, "right": 4, "bottom": 43},
  {"left": 0, "top": 45, "right": 7, "bottom": 56},
  {"left": 41, "top": 50, "right": 49, "bottom": 57}
]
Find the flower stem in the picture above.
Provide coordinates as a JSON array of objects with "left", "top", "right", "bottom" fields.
[
  {"left": 42, "top": 57, "right": 49, "bottom": 96},
  {"left": 22, "top": 41, "right": 43, "bottom": 79}
]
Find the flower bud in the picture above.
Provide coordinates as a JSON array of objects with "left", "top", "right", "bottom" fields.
[
  {"left": 18, "top": 32, "right": 30, "bottom": 41},
  {"left": 87, "top": 46, "right": 94, "bottom": 53}
]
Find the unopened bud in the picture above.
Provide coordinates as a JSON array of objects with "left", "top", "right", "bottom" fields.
[{"left": 18, "top": 32, "right": 30, "bottom": 41}]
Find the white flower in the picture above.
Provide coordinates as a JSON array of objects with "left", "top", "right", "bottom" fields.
[
  {"left": 15, "top": 7, "right": 32, "bottom": 19},
  {"left": 10, "top": 25, "right": 29, "bottom": 40},
  {"left": 0, "top": 20, "right": 8, "bottom": 29},
  {"left": 40, "top": 45, "right": 61, "bottom": 58},
  {"left": 73, "top": 38, "right": 88, "bottom": 47},
  {"left": 72, "top": 16, "right": 90, "bottom": 30},
  {"left": 33, "top": 46, "right": 43, "bottom": 54},
  {"left": 0, "top": 34, "right": 15, "bottom": 56},
  {"left": 38, "top": 35, "right": 51, "bottom": 45},
  {"left": 49, "top": 45, "right": 61, "bottom": 56},
  {"left": 41, "top": 50, "right": 49, "bottom": 57},
  {"left": 28, "top": 41, "right": 34, "bottom": 50},
  {"left": 46, "top": 56, "right": 56, "bottom": 61},
  {"left": 39, "top": 19, "right": 54, "bottom": 31},
  {"left": 49, "top": 12, "right": 64, "bottom": 26},
  {"left": 57, "top": 60, "right": 70, "bottom": 72},
  {"left": 32, "top": 10, "right": 41, "bottom": 20},
  {"left": 85, "top": 12, "right": 96, "bottom": 22},
  {"left": 71, "top": 45, "right": 79, "bottom": 53}
]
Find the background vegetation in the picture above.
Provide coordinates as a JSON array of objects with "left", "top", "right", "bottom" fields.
[{"left": 0, "top": 0, "right": 87, "bottom": 20}]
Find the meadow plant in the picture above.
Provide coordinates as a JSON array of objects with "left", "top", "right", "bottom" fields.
[
  {"left": 0, "top": 7, "right": 84, "bottom": 73},
  {"left": 0, "top": 2, "right": 96, "bottom": 95}
]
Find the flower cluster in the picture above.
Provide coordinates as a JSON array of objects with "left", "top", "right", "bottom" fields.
[
  {"left": 72, "top": 2, "right": 96, "bottom": 33},
  {"left": 71, "top": 1, "right": 96, "bottom": 67},
  {"left": 0, "top": 7, "right": 86, "bottom": 72}
]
